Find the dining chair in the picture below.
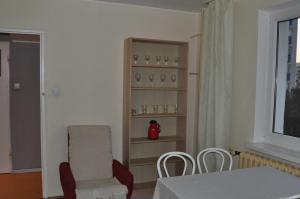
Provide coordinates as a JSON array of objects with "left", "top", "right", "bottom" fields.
[
  {"left": 157, "top": 151, "right": 196, "bottom": 178},
  {"left": 284, "top": 194, "right": 300, "bottom": 199},
  {"left": 197, "top": 148, "right": 233, "bottom": 174}
]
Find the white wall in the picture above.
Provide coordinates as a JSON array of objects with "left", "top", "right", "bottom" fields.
[
  {"left": 0, "top": 0, "right": 198, "bottom": 196},
  {"left": 230, "top": 0, "right": 290, "bottom": 150}
]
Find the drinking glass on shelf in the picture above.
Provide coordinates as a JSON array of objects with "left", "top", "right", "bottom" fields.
[
  {"left": 131, "top": 108, "right": 137, "bottom": 116},
  {"left": 173, "top": 104, "right": 178, "bottom": 114},
  {"left": 133, "top": 54, "right": 139, "bottom": 65},
  {"left": 156, "top": 56, "right": 162, "bottom": 65},
  {"left": 141, "top": 105, "right": 148, "bottom": 114},
  {"left": 163, "top": 104, "right": 169, "bottom": 113},
  {"left": 148, "top": 74, "right": 155, "bottom": 87},
  {"left": 174, "top": 57, "right": 179, "bottom": 66},
  {"left": 134, "top": 72, "right": 142, "bottom": 86},
  {"left": 153, "top": 105, "right": 159, "bottom": 114},
  {"left": 160, "top": 73, "right": 166, "bottom": 86},
  {"left": 145, "top": 55, "right": 150, "bottom": 65},
  {"left": 164, "top": 56, "right": 169, "bottom": 65},
  {"left": 171, "top": 73, "right": 177, "bottom": 87}
]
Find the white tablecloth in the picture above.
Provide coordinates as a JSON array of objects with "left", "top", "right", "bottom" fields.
[{"left": 153, "top": 167, "right": 300, "bottom": 199}]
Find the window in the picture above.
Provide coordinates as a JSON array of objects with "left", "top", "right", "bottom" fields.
[
  {"left": 253, "top": 1, "right": 300, "bottom": 154},
  {"left": 273, "top": 17, "right": 300, "bottom": 138}
]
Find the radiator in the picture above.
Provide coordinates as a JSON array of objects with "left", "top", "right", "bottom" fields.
[{"left": 239, "top": 151, "right": 300, "bottom": 177}]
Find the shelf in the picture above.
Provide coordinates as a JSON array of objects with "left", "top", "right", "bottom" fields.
[
  {"left": 131, "top": 136, "right": 183, "bottom": 144},
  {"left": 131, "top": 87, "right": 186, "bottom": 91},
  {"left": 124, "top": 38, "right": 188, "bottom": 187},
  {"left": 134, "top": 181, "right": 156, "bottom": 189},
  {"left": 130, "top": 156, "right": 182, "bottom": 166},
  {"left": 132, "top": 65, "right": 186, "bottom": 70},
  {"left": 131, "top": 113, "right": 185, "bottom": 118}
]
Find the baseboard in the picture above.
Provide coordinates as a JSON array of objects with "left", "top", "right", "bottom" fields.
[{"left": 12, "top": 168, "right": 42, "bottom": 173}]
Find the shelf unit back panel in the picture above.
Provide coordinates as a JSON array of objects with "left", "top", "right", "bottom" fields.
[
  {"left": 131, "top": 91, "right": 178, "bottom": 115},
  {"left": 131, "top": 164, "right": 176, "bottom": 184},
  {"left": 131, "top": 117, "right": 177, "bottom": 138},
  {"left": 132, "top": 42, "right": 180, "bottom": 67},
  {"left": 130, "top": 142, "right": 176, "bottom": 159},
  {"left": 131, "top": 68, "right": 180, "bottom": 89}
]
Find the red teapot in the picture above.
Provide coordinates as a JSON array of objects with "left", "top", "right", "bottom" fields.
[{"left": 148, "top": 120, "right": 160, "bottom": 140}]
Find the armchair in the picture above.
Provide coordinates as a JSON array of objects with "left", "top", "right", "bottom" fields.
[{"left": 59, "top": 125, "right": 133, "bottom": 199}]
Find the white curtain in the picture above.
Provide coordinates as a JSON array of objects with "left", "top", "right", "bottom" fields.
[{"left": 197, "top": 0, "right": 233, "bottom": 153}]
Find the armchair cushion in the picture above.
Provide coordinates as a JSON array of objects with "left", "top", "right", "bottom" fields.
[
  {"left": 75, "top": 178, "right": 127, "bottom": 199},
  {"left": 68, "top": 125, "right": 113, "bottom": 181}
]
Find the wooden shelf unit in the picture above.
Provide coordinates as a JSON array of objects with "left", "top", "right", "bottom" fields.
[
  {"left": 132, "top": 65, "right": 186, "bottom": 70},
  {"left": 123, "top": 37, "right": 188, "bottom": 188},
  {"left": 130, "top": 156, "right": 182, "bottom": 166},
  {"left": 131, "top": 113, "right": 186, "bottom": 118},
  {"left": 134, "top": 181, "right": 157, "bottom": 190},
  {"left": 131, "top": 136, "right": 183, "bottom": 144},
  {"left": 131, "top": 87, "right": 186, "bottom": 92}
]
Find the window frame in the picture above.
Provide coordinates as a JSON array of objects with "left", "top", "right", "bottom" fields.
[
  {"left": 253, "top": 1, "right": 300, "bottom": 152},
  {"left": 272, "top": 17, "right": 300, "bottom": 135}
]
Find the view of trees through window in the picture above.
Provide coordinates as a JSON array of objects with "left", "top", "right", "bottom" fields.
[{"left": 273, "top": 18, "right": 300, "bottom": 138}]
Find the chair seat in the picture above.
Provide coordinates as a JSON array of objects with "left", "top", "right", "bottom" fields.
[{"left": 75, "top": 177, "right": 128, "bottom": 199}]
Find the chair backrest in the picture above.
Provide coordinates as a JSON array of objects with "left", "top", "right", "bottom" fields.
[
  {"left": 197, "top": 148, "right": 232, "bottom": 174},
  {"left": 157, "top": 151, "right": 196, "bottom": 178},
  {"left": 68, "top": 125, "right": 113, "bottom": 181}
]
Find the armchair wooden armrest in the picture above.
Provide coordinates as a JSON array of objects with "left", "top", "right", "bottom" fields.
[
  {"left": 113, "top": 159, "right": 134, "bottom": 199},
  {"left": 59, "top": 162, "right": 76, "bottom": 199}
]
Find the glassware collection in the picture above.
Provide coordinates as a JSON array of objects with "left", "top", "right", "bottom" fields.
[
  {"left": 131, "top": 54, "right": 181, "bottom": 116},
  {"left": 133, "top": 71, "right": 177, "bottom": 88},
  {"left": 131, "top": 104, "right": 178, "bottom": 116},
  {"left": 132, "top": 54, "right": 180, "bottom": 66}
]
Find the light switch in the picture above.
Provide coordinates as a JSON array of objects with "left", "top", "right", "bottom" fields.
[
  {"left": 51, "top": 88, "right": 60, "bottom": 96},
  {"left": 13, "top": 82, "right": 21, "bottom": 90}
]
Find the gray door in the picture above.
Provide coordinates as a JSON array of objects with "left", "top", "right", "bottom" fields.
[{"left": 10, "top": 41, "right": 41, "bottom": 170}]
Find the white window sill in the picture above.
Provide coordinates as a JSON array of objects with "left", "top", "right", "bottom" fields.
[{"left": 246, "top": 142, "right": 300, "bottom": 167}]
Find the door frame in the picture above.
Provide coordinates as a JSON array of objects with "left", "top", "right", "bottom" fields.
[
  {"left": 0, "top": 28, "right": 47, "bottom": 198},
  {"left": 0, "top": 41, "right": 12, "bottom": 173}
]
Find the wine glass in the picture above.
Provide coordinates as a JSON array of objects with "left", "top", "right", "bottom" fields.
[
  {"left": 163, "top": 104, "right": 169, "bottom": 113},
  {"left": 134, "top": 72, "right": 142, "bottom": 86},
  {"left": 173, "top": 104, "right": 178, "bottom": 113},
  {"left": 152, "top": 105, "right": 159, "bottom": 114},
  {"left": 160, "top": 73, "right": 166, "bottom": 86},
  {"left": 133, "top": 54, "right": 139, "bottom": 65},
  {"left": 148, "top": 74, "right": 155, "bottom": 87},
  {"left": 141, "top": 105, "right": 148, "bottom": 114},
  {"left": 156, "top": 56, "right": 162, "bottom": 65},
  {"left": 174, "top": 57, "right": 179, "bottom": 66},
  {"left": 145, "top": 55, "right": 150, "bottom": 65},
  {"left": 164, "top": 56, "right": 169, "bottom": 65},
  {"left": 171, "top": 73, "right": 177, "bottom": 87}
]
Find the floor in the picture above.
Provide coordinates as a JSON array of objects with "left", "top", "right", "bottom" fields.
[
  {"left": 0, "top": 172, "right": 42, "bottom": 199},
  {"left": 132, "top": 188, "right": 154, "bottom": 199},
  {"left": 51, "top": 188, "right": 154, "bottom": 199}
]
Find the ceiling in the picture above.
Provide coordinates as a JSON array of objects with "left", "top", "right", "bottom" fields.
[{"left": 96, "top": 0, "right": 206, "bottom": 12}]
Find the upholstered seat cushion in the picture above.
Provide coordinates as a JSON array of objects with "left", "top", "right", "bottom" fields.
[
  {"left": 68, "top": 125, "right": 113, "bottom": 181},
  {"left": 75, "top": 178, "right": 127, "bottom": 199}
]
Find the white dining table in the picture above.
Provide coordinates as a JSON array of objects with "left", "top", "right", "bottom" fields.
[{"left": 153, "top": 167, "right": 300, "bottom": 199}]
